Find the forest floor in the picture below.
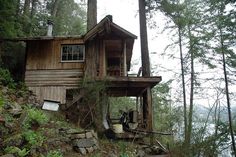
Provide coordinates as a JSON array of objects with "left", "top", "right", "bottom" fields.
[{"left": 0, "top": 83, "right": 168, "bottom": 157}]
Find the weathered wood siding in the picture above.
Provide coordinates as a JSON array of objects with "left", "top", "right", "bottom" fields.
[
  {"left": 25, "top": 38, "right": 85, "bottom": 103},
  {"left": 26, "top": 39, "right": 84, "bottom": 69},
  {"left": 28, "top": 86, "right": 67, "bottom": 104},
  {"left": 25, "top": 69, "right": 83, "bottom": 87},
  {"left": 84, "top": 39, "right": 99, "bottom": 79}
]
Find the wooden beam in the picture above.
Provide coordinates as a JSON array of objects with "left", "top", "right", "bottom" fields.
[
  {"left": 103, "top": 40, "right": 106, "bottom": 76},
  {"left": 123, "top": 40, "right": 127, "bottom": 76},
  {"left": 146, "top": 87, "right": 153, "bottom": 131},
  {"left": 142, "top": 87, "right": 153, "bottom": 131}
]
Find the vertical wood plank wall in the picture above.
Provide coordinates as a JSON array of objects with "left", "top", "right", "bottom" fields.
[{"left": 25, "top": 39, "right": 85, "bottom": 104}]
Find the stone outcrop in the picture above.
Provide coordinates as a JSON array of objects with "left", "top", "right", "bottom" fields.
[{"left": 69, "top": 130, "right": 99, "bottom": 155}]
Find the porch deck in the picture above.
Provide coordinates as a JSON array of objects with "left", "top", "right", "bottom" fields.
[{"left": 95, "top": 76, "right": 162, "bottom": 96}]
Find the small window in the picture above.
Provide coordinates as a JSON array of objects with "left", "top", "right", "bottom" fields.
[{"left": 61, "top": 44, "right": 85, "bottom": 62}]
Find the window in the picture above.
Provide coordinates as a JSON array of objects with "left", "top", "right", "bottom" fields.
[{"left": 61, "top": 44, "right": 85, "bottom": 62}]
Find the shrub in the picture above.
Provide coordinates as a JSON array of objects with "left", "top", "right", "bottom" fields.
[
  {"left": 23, "top": 130, "right": 45, "bottom": 148},
  {"left": 22, "top": 106, "right": 49, "bottom": 129},
  {"left": 45, "top": 150, "right": 63, "bottom": 157},
  {"left": 0, "top": 68, "right": 16, "bottom": 89},
  {"left": 0, "top": 92, "right": 4, "bottom": 111},
  {"left": 4, "top": 146, "right": 29, "bottom": 157}
]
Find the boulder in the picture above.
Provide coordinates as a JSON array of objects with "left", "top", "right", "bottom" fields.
[{"left": 72, "top": 138, "right": 95, "bottom": 148}]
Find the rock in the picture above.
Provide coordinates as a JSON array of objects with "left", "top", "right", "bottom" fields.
[
  {"left": 137, "top": 149, "right": 145, "bottom": 157},
  {"left": 92, "top": 138, "right": 99, "bottom": 147},
  {"left": 86, "top": 146, "right": 94, "bottom": 153},
  {"left": 91, "top": 130, "right": 98, "bottom": 139},
  {"left": 93, "top": 145, "right": 98, "bottom": 150},
  {"left": 60, "top": 137, "right": 70, "bottom": 143},
  {"left": 74, "top": 147, "right": 87, "bottom": 155},
  {"left": 72, "top": 138, "right": 95, "bottom": 148},
  {"left": 71, "top": 133, "right": 86, "bottom": 139},
  {"left": 0, "top": 154, "right": 15, "bottom": 157},
  {"left": 79, "top": 148, "right": 87, "bottom": 155},
  {"left": 144, "top": 147, "right": 152, "bottom": 154},
  {"left": 66, "top": 129, "right": 81, "bottom": 134},
  {"left": 9, "top": 103, "right": 22, "bottom": 116},
  {"left": 85, "top": 131, "right": 93, "bottom": 138}
]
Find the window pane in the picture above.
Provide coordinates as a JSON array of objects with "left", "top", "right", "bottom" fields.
[
  {"left": 61, "top": 44, "right": 84, "bottom": 61},
  {"left": 73, "top": 53, "right": 78, "bottom": 60},
  {"left": 62, "top": 54, "right": 67, "bottom": 60}
]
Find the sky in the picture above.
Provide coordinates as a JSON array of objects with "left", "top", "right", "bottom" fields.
[
  {"left": 96, "top": 0, "right": 236, "bottom": 108},
  {"left": 97, "top": 0, "right": 173, "bottom": 78}
]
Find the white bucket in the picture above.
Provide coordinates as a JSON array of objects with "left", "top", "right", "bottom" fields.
[{"left": 113, "top": 124, "right": 123, "bottom": 133}]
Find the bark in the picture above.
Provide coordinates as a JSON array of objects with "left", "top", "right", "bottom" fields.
[
  {"left": 213, "top": 95, "right": 220, "bottom": 156},
  {"left": 87, "top": 0, "right": 97, "bottom": 31},
  {"left": 23, "top": 0, "right": 31, "bottom": 35},
  {"left": 138, "top": 0, "right": 151, "bottom": 77},
  {"left": 30, "top": 0, "right": 37, "bottom": 19},
  {"left": 16, "top": 0, "right": 21, "bottom": 17},
  {"left": 23, "top": 0, "right": 30, "bottom": 17},
  {"left": 218, "top": 1, "right": 236, "bottom": 154},
  {"left": 85, "top": 0, "right": 97, "bottom": 78},
  {"left": 51, "top": 0, "right": 60, "bottom": 18},
  {"left": 178, "top": 26, "right": 188, "bottom": 143},
  {"left": 220, "top": 27, "right": 236, "bottom": 156},
  {"left": 186, "top": 24, "right": 194, "bottom": 152}
]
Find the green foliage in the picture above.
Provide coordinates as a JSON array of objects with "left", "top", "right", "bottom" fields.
[
  {"left": 23, "top": 130, "right": 45, "bottom": 148},
  {"left": 22, "top": 106, "right": 49, "bottom": 129},
  {"left": 0, "top": 91, "right": 4, "bottom": 111},
  {"left": 50, "top": 0, "right": 86, "bottom": 35},
  {"left": 0, "top": 0, "right": 19, "bottom": 38},
  {"left": 4, "top": 146, "right": 29, "bottom": 157},
  {"left": 109, "top": 97, "right": 136, "bottom": 118},
  {"left": 0, "top": 68, "right": 16, "bottom": 88},
  {"left": 119, "top": 143, "right": 129, "bottom": 157},
  {"left": 15, "top": 82, "right": 30, "bottom": 97},
  {"left": 79, "top": 78, "right": 107, "bottom": 104},
  {"left": 45, "top": 150, "right": 63, "bottom": 157}
]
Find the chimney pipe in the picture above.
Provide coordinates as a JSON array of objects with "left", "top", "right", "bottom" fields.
[{"left": 47, "top": 20, "right": 53, "bottom": 36}]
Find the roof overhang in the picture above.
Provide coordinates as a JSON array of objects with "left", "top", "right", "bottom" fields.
[
  {"left": 84, "top": 15, "right": 137, "bottom": 41},
  {"left": 95, "top": 76, "right": 162, "bottom": 97},
  {"left": 0, "top": 36, "right": 83, "bottom": 42}
]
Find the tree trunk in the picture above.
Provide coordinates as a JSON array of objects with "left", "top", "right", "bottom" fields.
[
  {"left": 87, "top": 0, "right": 97, "bottom": 31},
  {"left": 16, "top": 0, "right": 21, "bottom": 17},
  {"left": 138, "top": 0, "right": 150, "bottom": 77},
  {"left": 51, "top": 0, "right": 60, "bottom": 18},
  {"left": 28, "top": 0, "right": 37, "bottom": 35},
  {"left": 220, "top": 27, "right": 236, "bottom": 156},
  {"left": 23, "top": 0, "right": 31, "bottom": 35},
  {"left": 23, "top": 0, "right": 30, "bottom": 17},
  {"left": 30, "top": 0, "right": 37, "bottom": 18},
  {"left": 186, "top": 24, "right": 194, "bottom": 153},
  {"left": 178, "top": 26, "right": 188, "bottom": 144},
  {"left": 213, "top": 94, "right": 220, "bottom": 156}
]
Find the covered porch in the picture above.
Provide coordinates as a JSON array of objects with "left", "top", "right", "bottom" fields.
[{"left": 95, "top": 76, "right": 162, "bottom": 132}]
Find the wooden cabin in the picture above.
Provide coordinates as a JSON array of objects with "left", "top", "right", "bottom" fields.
[{"left": 7, "top": 16, "right": 162, "bottom": 131}]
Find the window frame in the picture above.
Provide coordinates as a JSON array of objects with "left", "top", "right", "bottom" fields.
[{"left": 60, "top": 44, "right": 85, "bottom": 62}]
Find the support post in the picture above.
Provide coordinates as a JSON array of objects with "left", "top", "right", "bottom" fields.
[
  {"left": 123, "top": 40, "right": 127, "bottom": 76},
  {"left": 142, "top": 87, "right": 153, "bottom": 131},
  {"left": 99, "top": 40, "right": 106, "bottom": 77}
]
